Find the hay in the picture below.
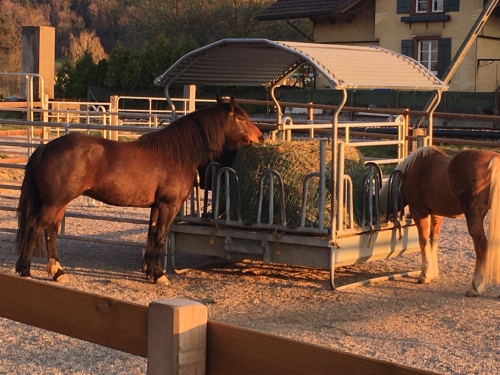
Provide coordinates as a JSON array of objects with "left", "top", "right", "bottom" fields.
[{"left": 226, "top": 140, "right": 367, "bottom": 228}]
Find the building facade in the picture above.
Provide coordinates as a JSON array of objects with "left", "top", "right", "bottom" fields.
[{"left": 257, "top": 0, "right": 500, "bottom": 93}]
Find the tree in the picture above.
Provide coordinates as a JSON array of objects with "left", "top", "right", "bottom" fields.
[
  {"left": 104, "top": 41, "right": 132, "bottom": 91},
  {"left": 54, "top": 59, "right": 74, "bottom": 98},
  {"left": 0, "top": 12, "right": 21, "bottom": 71},
  {"left": 133, "top": 36, "right": 172, "bottom": 90},
  {"left": 55, "top": 49, "right": 102, "bottom": 99},
  {"left": 67, "top": 29, "right": 107, "bottom": 63}
]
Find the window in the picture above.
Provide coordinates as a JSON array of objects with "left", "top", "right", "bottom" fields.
[
  {"left": 433, "top": 0, "right": 444, "bottom": 12},
  {"left": 397, "top": 0, "right": 459, "bottom": 15},
  {"left": 417, "top": 40, "right": 438, "bottom": 74},
  {"left": 401, "top": 38, "right": 451, "bottom": 78},
  {"left": 415, "top": 0, "right": 444, "bottom": 13}
]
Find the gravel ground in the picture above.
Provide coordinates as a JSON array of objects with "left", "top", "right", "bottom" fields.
[{"left": 1, "top": 196, "right": 500, "bottom": 375}]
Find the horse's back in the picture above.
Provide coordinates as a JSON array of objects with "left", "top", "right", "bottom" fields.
[
  {"left": 402, "top": 148, "right": 462, "bottom": 217},
  {"left": 35, "top": 134, "right": 109, "bottom": 177},
  {"left": 448, "top": 149, "right": 500, "bottom": 196}
]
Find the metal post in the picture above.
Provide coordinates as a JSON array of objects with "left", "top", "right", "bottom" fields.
[
  {"left": 331, "top": 90, "right": 348, "bottom": 243},
  {"left": 318, "top": 140, "right": 326, "bottom": 230},
  {"left": 427, "top": 91, "right": 441, "bottom": 145},
  {"left": 337, "top": 142, "right": 345, "bottom": 231},
  {"left": 403, "top": 109, "right": 410, "bottom": 157},
  {"left": 307, "top": 102, "right": 314, "bottom": 138},
  {"left": 165, "top": 85, "right": 176, "bottom": 121},
  {"left": 270, "top": 84, "right": 283, "bottom": 140}
]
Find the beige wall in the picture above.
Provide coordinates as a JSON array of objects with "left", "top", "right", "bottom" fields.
[
  {"left": 314, "top": 2, "right": 378, "bottom": 89},
  {"left": 476, "top": 37, "right": 500, "bottom": 91},
  {"left": 314, "top": 2, "right": 377, "bottom": 43},
  {"left": 476, "top": 12, "right": 500, "bottom": 92}
]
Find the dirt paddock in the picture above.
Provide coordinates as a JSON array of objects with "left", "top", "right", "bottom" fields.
[{"left": 0, "top": 198, "right": 499, "bottom": 375}]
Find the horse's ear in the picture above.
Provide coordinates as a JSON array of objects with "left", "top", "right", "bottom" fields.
[{"left": 216, "top": 95, "right": 234, "bottom": 112}]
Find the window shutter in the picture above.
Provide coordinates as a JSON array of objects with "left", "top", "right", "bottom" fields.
[
  {"left": 401, "top": 39, "right": 413, "bottom": 58},
  {"left": 397, "top": 0, "right": 411, "bottom": 14},
  {"left": 444, "top": 0, "right": 460, "bottom": 12},
  {"left": 438, "top": 38, "right": 452, "bottom": 78}
]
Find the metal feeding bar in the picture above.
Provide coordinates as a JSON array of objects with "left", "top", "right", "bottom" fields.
[
  {"left": 256, "top": 170, "right": 287, "bottom": 226},
  {"left": 213, "top": 167, "right": 243, "bottom": 225},
  {"left": 152, "top": 38, "right": 447, "bottom": 290}
]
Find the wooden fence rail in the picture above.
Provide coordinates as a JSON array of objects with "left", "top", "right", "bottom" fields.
[{"left": 0, "top": 272, "right": 439, "bottom": 374}]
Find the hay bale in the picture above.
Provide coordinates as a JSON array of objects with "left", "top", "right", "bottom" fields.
[{"left": 228, "top": 140, "right": 366, "bottom": 228}]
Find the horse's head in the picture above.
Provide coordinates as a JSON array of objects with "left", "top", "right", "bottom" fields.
[{"left": 219, "top": 97, "right": 264, "bottom": 150}]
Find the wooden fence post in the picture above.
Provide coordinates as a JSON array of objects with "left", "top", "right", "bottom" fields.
[
  {"left": 183, "top": 85, "right": 196, "bottom": 114},
  {"left": 109, "top": 95, "right": 119, "bottom": 140},
  {"left": 147, "top": 299, "right": 207, "bottom": 375},
  {"left": 410, "top": 127, "right": 426, "bottom": 151}
]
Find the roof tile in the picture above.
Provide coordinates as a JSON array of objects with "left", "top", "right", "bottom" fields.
[{"left": 256, "top": 0, "right": 350, "bottom": 21}]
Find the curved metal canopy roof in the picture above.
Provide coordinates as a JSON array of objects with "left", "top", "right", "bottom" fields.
[{"left": 154, "top": 38, "right": 448, "bottom": 92}]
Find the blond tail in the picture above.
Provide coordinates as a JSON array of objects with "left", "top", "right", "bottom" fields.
[{"left": 485, "top": 156, "right": 500, "bottom": 284}]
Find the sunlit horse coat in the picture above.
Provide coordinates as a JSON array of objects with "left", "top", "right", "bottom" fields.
[
  {"left": 380, "top": 146, "right": 500, "bottom": 297},
  {"left": 15, "top": 98, "right": 263, "bottom": 284}
]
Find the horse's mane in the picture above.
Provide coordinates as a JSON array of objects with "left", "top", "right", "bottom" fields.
[
  {"left": 379, "top": 146, "right": 442, "bottom": 215},
  {"left": 393, "top": 145, "right": 442, "bottom": 174},
  {"left": 135, "top": 105, "right": 229, "bottom": 168}
]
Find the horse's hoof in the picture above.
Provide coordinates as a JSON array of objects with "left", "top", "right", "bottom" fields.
[
  {"left": 417, "top": 275, "right": 430, "bottom": 284},
  {"left": 53, "top": 269, "right": 69, "bottom": 283},
  {"left": 465, "top": 287, "right": 480, "bottom": 297},
  {"left": 154, "top": 275, "right": 170, "bottom": 285},
  {"left": 46, "top": 259, "right": 62, "bottom": 277}
]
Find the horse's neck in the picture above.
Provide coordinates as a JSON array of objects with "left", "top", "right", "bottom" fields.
[
  {"left": 153, "top": 123, "right": 224, "bottom": 169},
  {"left": 379, "top": 146, "right": 441, "bottom": 214}
]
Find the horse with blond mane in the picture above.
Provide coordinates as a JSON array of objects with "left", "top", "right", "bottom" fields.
[{"left": 380, "top": 146, "right": 500, "bottom": 297}]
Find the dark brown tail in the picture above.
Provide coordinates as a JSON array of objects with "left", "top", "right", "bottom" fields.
[{"left": 16, "top": 145, "right": 45, "bottom": 257}]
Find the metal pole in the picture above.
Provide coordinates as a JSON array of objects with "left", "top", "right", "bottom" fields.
[
  {"left": 337, "top": 142, "right": 345, "bottom": 232},
  {"left": 331, "top": 90, "right": 347, "bottom": 243},
  {"left": 318, "top": 140, "right": 326, "bottom": 231},
  {"left": 427, "top": 91, "right": 441, "bottom": 145},
  {"left": 165, "top": 85, "right": 176, "bottom": 121}
]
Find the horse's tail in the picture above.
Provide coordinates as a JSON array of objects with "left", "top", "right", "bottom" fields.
[
  {"left": 16, "top": 145, "right": 45, "bottom": 257},
  {"left": 485, "top": 155, "right": 500, "bottom": 284}
]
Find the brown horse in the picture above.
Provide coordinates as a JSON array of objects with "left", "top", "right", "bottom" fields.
[
  {"left": 16, "top": 98, "right": 263, "bottom": 284},
  {"left": 380, "top": 146, "right": 500, "bottom": 297}
]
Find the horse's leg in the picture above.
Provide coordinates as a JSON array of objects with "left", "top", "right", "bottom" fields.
[
  {"left": 144, "top": 203, "right": 179, "bottom": 284},
  {"left": 413, "top": 214, "right": 436, "bottom": 284},
  {"left": 15, "top": 231, "right": 43, "bottom": 278},
  {"left": 142, "top": 206, "right": 159, "bottom": 275},
  {"left": 45, "top": 206, "right": 68, "bottom": 282},
  {"left": 16, "top": 205, "right": 61, "bottom": 278},
  {"left": 464, "top": 211, "right": 489, "bottom": 297},
  {"left": 429, "top": 214, "right": 443, "bottom": 282}
]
